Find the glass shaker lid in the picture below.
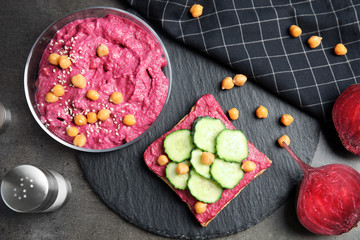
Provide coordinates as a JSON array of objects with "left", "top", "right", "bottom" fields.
[{"left": 1, "top": 165, "right": 50, "bottom": 212}]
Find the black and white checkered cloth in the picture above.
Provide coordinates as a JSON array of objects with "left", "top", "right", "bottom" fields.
[{"left": 127, "top": 0, "right": 360, "bottom": 121}]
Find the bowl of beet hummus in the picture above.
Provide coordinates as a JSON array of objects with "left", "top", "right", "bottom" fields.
[{"left": 24, "top": 7, "right": 172, "bottom": 152}]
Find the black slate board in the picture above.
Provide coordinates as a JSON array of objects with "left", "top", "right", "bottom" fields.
[{"left": 78, "top": 21, "right": 320, "bottom": 239}]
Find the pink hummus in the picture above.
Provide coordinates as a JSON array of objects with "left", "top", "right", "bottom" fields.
[
  {"left": 36, "top": 14, "right": 169, "bottom": 149},
  {"left": 143, "top": 94, "right": 272, "bottom": 225}
]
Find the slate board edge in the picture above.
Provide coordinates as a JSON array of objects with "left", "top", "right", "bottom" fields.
[{"left": 76, "top": 8, "right": 321, "bottom": 238}]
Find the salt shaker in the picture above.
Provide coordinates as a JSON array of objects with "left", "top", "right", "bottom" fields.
[
  {"left": 0, "top": 101, "right": 11, "bottom": 135},
  {"left": 1, "top": 165, "right": 72, "bottom": 213}
]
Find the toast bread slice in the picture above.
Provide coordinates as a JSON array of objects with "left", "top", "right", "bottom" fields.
[{"left": 143, "top": 94, "right": 272, "bottom": 226}]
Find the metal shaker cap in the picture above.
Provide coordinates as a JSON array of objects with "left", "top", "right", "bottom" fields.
[
  {"left": 1, "top": 165, "right": 58, "bottom": 213},
  {"left": 0, "top": 101, "right": 11, "bottom": 135}
]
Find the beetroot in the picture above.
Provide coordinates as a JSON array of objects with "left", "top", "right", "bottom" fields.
[
  {"left": 284, "top": 143, "right": 360, "bottom": 235},
  {"left": 332, "top": 84, "right": 360, "bottom": 155}
]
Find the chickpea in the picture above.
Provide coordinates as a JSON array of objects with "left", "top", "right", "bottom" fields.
[
  {"left": 74, "top": 114, "right": 87, "bottom": 126},
  {"left": 157, "top": 155, "right": 169, "bottom": 166},
  {"left": 48, "top": 53, "right": 60, "bottom": 66},
  {"left": 123, "top": 114, "right": 136, "bottom": 126},
  {"left": 221, "top": 77, "right": 234, "bottom": 90},
  {"left": 51, "top": 84, "right": 65, "bottom": 97},
  {"left": 189, "top": 4, "right": 203, "bottom": 18},
  {"left": 201, "top": 152, "right": 215, "bottom": 165},
  {"left": 278, "top": 135, "right": 290, "bottom": 148},
  {"left": 256, "top": 105, "right": 268, "bottom": 119},
  {"left": 289, "top": 25, "right": 302, "bottom": 38},
  {"left": 228, "top": 108, "right": 239, "bottom": 120},
  {"left": 86, "top": 112, "right": 98, "bottom": 124},
  {"left": 71, "top": 74, "right": 86, "bottom": 89},
  {"left": 109, "top": 92, "right": 123, "bottom": 104},
  {"left": 97, "top": 44, "right": 109, "bottom": 57},
  {"left": 73, "top": 134, "right": 86, "bottom": 147},
  {"left": 194, "top": 201, "right": 207, "bottom": 214},
  {"left": 45, "top": 92, "right": 58, "bottom": 103},
  {"left": 280, "top": 114, "right": 294, "bottom": 126},
  {"left": 241, "top": 161, "right": 257, "bottom": 173},
  {"left": 176, "top": 162, "right": 189, "bottom": 175},
  {"left": 66, "top": 126, "right": 79, "bottom": 137},
  {"left": 97, "top": 109, "right": 111, "bottom": 121},
  {"left": 58, "top": 55, "right": 71, "bottom": 69},
  {"left": 233, "top": 74, "right": 247, "bottom": 87},
  {"left": 334, "top": 43, "right": 347, "bottom": 56},
  {"left": 308, "top": 36, "right": 322, "bottom": 49},
  {"left": 86, "top": 90, "right": 100, "bottom": 101}
]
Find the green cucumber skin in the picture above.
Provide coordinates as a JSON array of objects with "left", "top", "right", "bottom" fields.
[
  {"left": 164, "top": 129, "right": 194, "bottom": 162},
  {"left": 190, "top": 149, "right": 211, "bottom": 179},
  {"left": 215, "top": 129, "right": 249, "bottom": 163},
  {"left": 210, "top": 159, "right": 244, "bottom": 189},
  {"left": 165, "top": 161, "right": 190, "bottom": 190},
  {"left": 187, "top": 170, "right": 223, "bottom": 203},
  {"left": 192, "top": 117, "right": 226, "bottom": 153}
]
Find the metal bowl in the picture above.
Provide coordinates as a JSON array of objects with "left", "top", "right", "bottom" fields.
[{"left": 24, "top": 7, "right": 172, "bottom": 152}]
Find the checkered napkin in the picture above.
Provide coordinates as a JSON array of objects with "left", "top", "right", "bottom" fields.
[{"left": 126, "top": 0, "right": 360, "bottom": 121}]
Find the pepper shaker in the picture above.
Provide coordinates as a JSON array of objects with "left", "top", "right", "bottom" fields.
[
  {"left": 1, "top": 165, "right": 72, "bottom": 213},
  {"left": 0, "top": 101, "right": 11, "bottom": 135}
]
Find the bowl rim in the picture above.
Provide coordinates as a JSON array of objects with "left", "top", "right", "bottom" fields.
[{"left": 24, "top": 6, "right": 172, "bottom": 153}]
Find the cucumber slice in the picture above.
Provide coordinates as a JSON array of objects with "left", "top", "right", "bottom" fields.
[
  {"left": 166, "top": 161, "right": 190, "bottom": 190},
  {"left": 190, "top": 149, "right": 211, "bottom": 179},
  {"left": 164, "top": 130, "right": 194, "bottom": 162},
  {"left": 192, "top": 117, "right": 225, "bottom": 153},
  {"left": 188, "top": 170, "right": 223, "bottom": 203},
  {"left": 216, "top": 129, "right": 248, "bottom": 163},
  {"left": 210, "top": 158, "right": 244, "bottom": 189}
]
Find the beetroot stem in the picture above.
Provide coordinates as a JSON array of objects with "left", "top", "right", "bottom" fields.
[{"left": 283, "top": 142, "right": 313, "bottom": 173}]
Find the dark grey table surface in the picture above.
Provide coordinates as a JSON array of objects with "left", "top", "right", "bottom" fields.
[{"left": 1, "top": 0, "right": 360, "bottom": 239}]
